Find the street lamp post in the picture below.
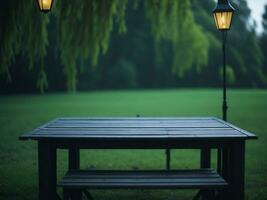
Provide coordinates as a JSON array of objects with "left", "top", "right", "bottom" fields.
[
  {"left": 213, "top": 0, "right": 235, "bottom": 174},
  {"left": 222, "top": 31, "right": 227, "bottom": 121},
  {"left": 213, "top": 0, "right": 235, "bottom": 121}
]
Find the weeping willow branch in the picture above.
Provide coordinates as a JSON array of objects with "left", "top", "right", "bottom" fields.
[
  {"left": 0, "top": 0, "right": 49, "bottom": 91},
  {"left": 0, "top": 0, "right": 208, "bottom": 93},
  {"left": 55, "top": 0, "right": 128, "bottom": 92},
  {"left": 144, "top": 0, "right": 209, "bottom": 76},
  {"left": 37, "top": 60, "right": 48, "bottom": 94}
]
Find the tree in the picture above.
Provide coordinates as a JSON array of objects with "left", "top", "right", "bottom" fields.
[
  {"left": 229, "top": 0, "right": 265, "bottom": 87},
  {"left": 0, "top": 1, "right": 49, "bottom": 93},
  {"left": 260, "top": 4, "right": 267, "bottom": 77},
  {"left": 193, "top": 0, "right": 266, "bottom": 87},
  {"left": 0, "top": 0, "right": 208, "bottom": 93},
  {"left": 144, "top": 0, "right": 209, "bottom": 77}
]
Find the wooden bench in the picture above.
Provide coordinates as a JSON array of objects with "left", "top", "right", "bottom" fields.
[{"left": 59, "top": 169, "right": 227, "bottom": 200}]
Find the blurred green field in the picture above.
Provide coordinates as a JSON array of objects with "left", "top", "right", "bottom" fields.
[{"left": 0, "top": 89, "right": 266, "bottom": 200}]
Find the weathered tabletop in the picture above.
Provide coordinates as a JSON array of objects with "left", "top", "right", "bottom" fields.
[{"left": 20, "top": 117, "right": 257, "bottom": 142}]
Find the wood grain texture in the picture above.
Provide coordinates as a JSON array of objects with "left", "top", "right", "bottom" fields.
[
  {"left": 19, "top": 117, "right": 257, "bottom": 141},
  {"left": 59, "top": 169, "right": 228, "bottom": 190}
]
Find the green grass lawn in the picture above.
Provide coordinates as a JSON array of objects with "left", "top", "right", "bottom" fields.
[{"left": 0, "top": 89, "right": 266, "bottom": 200}]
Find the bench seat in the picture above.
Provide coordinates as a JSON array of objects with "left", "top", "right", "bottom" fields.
[{"left": 59, "top": 169, "right": 227, "bottom": 190}]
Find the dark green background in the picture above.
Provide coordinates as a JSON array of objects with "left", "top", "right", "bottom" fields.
[{"left": 1, "top": 0, "right": 267, "bottom": 93}]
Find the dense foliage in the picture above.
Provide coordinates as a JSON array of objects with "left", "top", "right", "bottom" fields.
[
  {"left": 0, "top": 1, "right": 49, "bottom": 93},
  {"left": 260, "top": 4, "right": 267, "bottom": 79},
  {"left": 0, "top": 0, "right": 207, "bottom": 93},
  {"left": 0, "top": 0, "right": 266, "bottom": 93},
  {"left": 144, "top": 0, "right": 208, "bottom": 77},
  {"left": 191, "top": 0, "right": 267, "bottom": 87},
  {"left": 55, "top": 0, "right": 129, "bottom": 92}
]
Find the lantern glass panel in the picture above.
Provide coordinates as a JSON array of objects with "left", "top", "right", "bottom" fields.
[
  {"left": 213, "top": 11, "right": 233, "bottom": 30},
  {"left": 38, "top": 0, "right": 53, "bottom": 11}
]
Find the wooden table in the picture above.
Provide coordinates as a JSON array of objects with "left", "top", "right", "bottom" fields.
[{"left": 19, "top": 117, "right": 257, "bottom": 200}]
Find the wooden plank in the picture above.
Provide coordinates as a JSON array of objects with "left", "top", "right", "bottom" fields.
[
  {"left": 64, "top": 174, "right": 221, "bottom": 179},
  {"left": 64, "top": 172, "right": 220, "bottom": 179},
  {"left": 40, "top": 127, "right": 233, "bottom": 131},
  {"left": 53, "top": 119, "right": 218, "bottom": 123},
  {"left": 60, "top": 171, "right": 225, "bottom": 178},
  {"left": 67, "top": 170, "right": 216, "bottom": 173},
  {"left": 50, "top": 120, "right": 223, "bottom": 125},
  {"left": 39, "top": 127, "right": 234, "bottom": 134},
  {"left": 26, "top": 134, "right": 246, "bottom": 139},
  {"left": 19, "top": 117, "right": 257, "bottom": 141},
  {"left": 61, "top": 177, "right": 226, "bottom": 183},
  {"left": 32, "top": 128, "right": 242, "bottom": 134},
  {"left": 62, "top": 170, "right": 220, "bottom": 177},
  {"left": 52, "top": 117, "right": 221, "bottom": 123},
  {"left": 39, "top": 131, "right": 234, "bottom": 136},
  {"left": 34, "top": 130, "right": 242, "bottom": 136},
  {"left": 65, "top": 169, "right": 217, "bottom": 174},
  {"left": 57, "top": 117, "right": 216, "bottom": 121},
  {"left": 48, "top": 118, "right": 226, "bottom": 127},
  {"left": 59, "top": 169, "right": 228, "bottom": 190},
  {"left": 47, "top": 125, "right": 227, "bottom": 129},
  {"left": 47, "top": 122, "right": 227, "bottom": 128},
  {"left": 213, "top": 118, "right": 257, "bottom": 139},
  {"left": 60, "top": 182, "right": 227, "bottom": 190}
]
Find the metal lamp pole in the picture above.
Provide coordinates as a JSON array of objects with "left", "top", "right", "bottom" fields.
[
  {"left": 212, "top": 0, "right": 235, "bottom": 175},
  {"left": 222, "top": 31, "right": 228, "bottom": 122},
  {"left": 217, "top": 30, "right": 228, "bottom": 175}
]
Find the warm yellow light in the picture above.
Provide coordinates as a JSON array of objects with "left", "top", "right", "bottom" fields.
[
  {"left": 38, "top": 0, "right": 53, "bottom": 12},
  {"left": 214, "top": 11, "right": 233, "bottom": 30}
]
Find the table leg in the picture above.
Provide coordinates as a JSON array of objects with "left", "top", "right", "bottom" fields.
[
  {"left": 217, "top": 146, "right": 230, "bottom": 200},
  {"left": 166, "top": 149, "right": 171, "bottom": 170},
  {"left": 198, "top": 148, "right": 211, "bottom": 200},
  {"left": 38, "top": 141, "right": 57, "bottom": 200},
  {"left": 217, "top": 148, "right": 222, "bottom": 174},
  {"left": 69, "top": 147, "right": 80, "bottom": 169},
  {"left": 200, "top": 148, "right": 211, "bottom": 168},
  {"left": 68, "top": 148, "right": 82, "bottom": 200},
  {"left": 222, "top": 147, "right": 230, "bottom": 181},
  {"left": 228, "top": 141, "right": 245, "bottom": 200}
]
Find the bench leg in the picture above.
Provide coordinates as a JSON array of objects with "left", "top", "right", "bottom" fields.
[
  {"left": 195, "top": 148, "right": 212, "bottom": 200},
  {"left": 217, "top": 148, "right": 222, "bottom": 175},
  {"left": 228, "top": 141, "right": 245, "bottom": 200},
  {"left": 193, "top": 189, "right": 215, "bottom": 200},
  {"left": 38, "top": 141, "right": 57, "bottom": 200},
  {"left": 63, "top": 189, "right": 70, "bottom": 200},
  {"left": 63, "top": 189, "right": 84, "bottom": 200},
  {"left": 193, "top": 148, "right": 212, "bottom": 200},
  {"left": 166, "top": 149, "right": 171, "bottom": 170},
  {"left": 83, "top": 190, "right": 95, "bottom": 200},
  {"left": 202, "top": 190, "right": 216, "bottom": 200},
  {"left": 69, "top": 148, "right": 80, "bottom": 169},
  {"left": 214, "top": 189, "right": 225, "bottom": 200},
  {"left": 219, "top": 147, "right": 230, "bottom": 200},
  {"left": 63, "top": 189, "right": 94, "bottom": 200},
  {"left": 201, "top": 148, "right": 211, "bottom": 168},
  {"left": 193, "top": 191, "right": 201, "bottom": 200},
  {"left": 68, "top": 148, "right": 82, "bottom": 200}
]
